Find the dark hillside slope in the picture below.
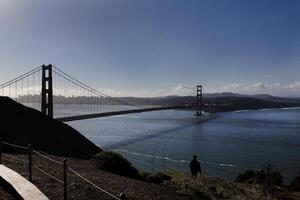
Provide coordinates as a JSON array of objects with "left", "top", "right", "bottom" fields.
[{"left": 0, "top": 97, "right": 101, "bottom": 158}]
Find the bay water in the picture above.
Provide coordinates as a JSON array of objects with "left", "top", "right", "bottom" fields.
[{"left": 66, "top": 107, "right": 300, "bottom": 182}]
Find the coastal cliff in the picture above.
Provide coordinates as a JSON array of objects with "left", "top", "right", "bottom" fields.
[{"left": 0, "top": 96, "right": 101, "bottom": 158}]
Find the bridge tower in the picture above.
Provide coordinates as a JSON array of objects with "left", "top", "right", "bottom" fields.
[
  {"left": 41, "top": 64, "right": 53, "bottom": 118},
  {"left": 196, "top": 85, "right": 203, "bottom": 116}
]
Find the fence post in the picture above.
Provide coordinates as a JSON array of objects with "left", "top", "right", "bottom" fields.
[
  {"left": 63, "top": 159, "right": 67, "bottom": 200},
  {"left": 0, "top": 138, "right": 2, "bottom": 164},
  {"left": 28, "top": 144, "right": 32, "bottom": 182}
]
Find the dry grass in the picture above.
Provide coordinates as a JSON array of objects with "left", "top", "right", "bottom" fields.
[
  {"left": 1, "top": 154, "right": 300, "bottom": 200},
  {"left": 165, "top": 171, "right": 300, "bottom": 200}
]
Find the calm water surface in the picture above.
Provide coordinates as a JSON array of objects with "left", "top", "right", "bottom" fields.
[{"left": 67, "top": 108, "right": 300, "bottom": 182}]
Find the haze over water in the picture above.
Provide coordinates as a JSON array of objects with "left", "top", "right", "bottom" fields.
[{"left": 67, "top": 107, "right": 300, "bottom": 182}]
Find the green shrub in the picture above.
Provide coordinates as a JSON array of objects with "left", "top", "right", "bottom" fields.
[
  {"left": 93, "top": 151, "right": 141, "bottom": 179},
  {"left": 234, "top": 170, "right": 256, "bottom": 183},
  {"left": 235, "top": 169, "right": 283, "bottom": 186},
  {"left": 289, "top": 176, "right": 300, "bottom": 191},
  {"left": 256, "top": 170, "right": 267, "bottom": 184},
  {"left": 140, "top": 172, "right": 171, "bottom": 184},
  {"left": 140, "top": 172, "right": 151, "bottom": 179},
  {"left": 147, "top": 174, "right": 164, "bottom": 183},
  {"left": 268, "top": 171, "right": 283, "bottom": 186},
  {"left": 156, "top": 172, "right": 171, "bottom": 181},
  {"left": 193, "top": 190, "right": 212, "bottom": 200}
]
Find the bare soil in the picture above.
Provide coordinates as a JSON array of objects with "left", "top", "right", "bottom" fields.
[{"left": 0, "top": 153, "right": 190, "bottom": 200}]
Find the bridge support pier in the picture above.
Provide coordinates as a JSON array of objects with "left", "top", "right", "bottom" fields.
[
  {"left": 196, "top": 85, "right": 203, "bottom": 116},
  {"left": 41, "top": 64, "right": 53, "bottom": 118}
]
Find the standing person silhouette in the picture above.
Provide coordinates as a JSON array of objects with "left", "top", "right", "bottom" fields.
[{"left": 189, "top": 155, "right": 202, "bottom": 180}]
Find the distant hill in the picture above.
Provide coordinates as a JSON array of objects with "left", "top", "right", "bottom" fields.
[
  {"left": 205, "top": 93, "right": 300, "bottom": 103},
  {"left": 117, "top": 93, "right": 300, "bottom": 112},
  {"left": 18, "top": 93, "right": 300, "bottom": 107},
  {"left": 0, "top": 97, "right": 101, "bottom": 158}
]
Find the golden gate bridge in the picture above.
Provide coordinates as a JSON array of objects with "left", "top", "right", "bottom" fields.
[{"left": 0, "top": 64, "right": 203, "bottom": 122}]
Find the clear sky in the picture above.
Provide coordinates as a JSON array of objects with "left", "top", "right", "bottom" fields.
[{"left": 0, "top": 0, "right": 299, "bottom": 97}]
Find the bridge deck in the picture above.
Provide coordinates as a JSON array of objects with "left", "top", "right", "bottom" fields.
[
  {"left": 55, "top": 106, "right": 195, "bottom": 122},
  {"left": 0, "top": 164, "right": 49, "bottom": 200}
]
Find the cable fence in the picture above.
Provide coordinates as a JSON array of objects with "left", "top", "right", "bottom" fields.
[{"left": 0, "top": 138, "right": 122, "bottom": 200}]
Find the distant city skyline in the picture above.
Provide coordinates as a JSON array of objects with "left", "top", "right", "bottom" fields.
[{"left": 0, "top": 0, "right": 299, "bottom": 97}]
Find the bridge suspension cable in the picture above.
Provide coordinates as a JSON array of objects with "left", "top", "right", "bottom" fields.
[
  {"left": 0, "top": 66, "right": 42, "bottom": 111},
  {"left": 0, "top": 66, "right": 42, "bottom": 89},
  {"left": 0, "top": 65, "right": 147, "bottom": 119},
  {"left": 52, "top": 66, "right": 144, "bottom": 108},
  {"left": 0, "top": 64, "right": 191, "bottom": 121},
  {"left": 51, "top": 65, "right": 146, "bottom": 118}
]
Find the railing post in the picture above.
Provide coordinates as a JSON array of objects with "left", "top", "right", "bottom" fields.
[
  {"left": 0, "top": 138, "right": 2, "bottom": 164},
  {"left": 28, "top": 144, "right": 32, "bottom": 182},
  {"left": 63, "top": 159, "right": 67, "bottom": 200}
]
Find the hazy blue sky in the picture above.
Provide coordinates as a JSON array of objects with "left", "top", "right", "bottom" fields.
[{"left": 0, "top": 0, "right": 299, "bottom": 97}]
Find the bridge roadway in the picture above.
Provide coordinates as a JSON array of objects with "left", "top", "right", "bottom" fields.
[{"left": 55, "top": 105, "right": 195, "bottom": 122}]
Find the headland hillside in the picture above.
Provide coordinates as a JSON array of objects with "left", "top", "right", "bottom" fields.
[{"left": 0, "top": 96, "right": 101, "bottom": 158}]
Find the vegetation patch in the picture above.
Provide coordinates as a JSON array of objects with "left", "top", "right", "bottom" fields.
[
  {"left": 94, "top": 151, "right": 173, "bottom": 184},
  {"left": 93, "top": 151, "right": 141, "bottom": 179},
  {"left": 235, "top": 164, "right": 283, "bottom": 186},
  {"left": 290, "top": 176, "right": 300, "bottom": 192},
  {"left": 140, "top": 172, "right": 171, "bottom": 184},
  {"left": 163, "top": 170, "right": 300, "bottom": 200},
  {"left": 91, "top": 154, "right": 300, "bottom": 200}
]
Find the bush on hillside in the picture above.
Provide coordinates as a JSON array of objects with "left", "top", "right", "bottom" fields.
[
  {"left": 255, "top": 169, "right": 267, "bottom": 184},
  {"left": 156, "top": 172, "right": 172, "bottom": 181},
  {"left": 290, "top": 176, "right": 300, "bottom": 191},
  {"left": 235, "top": 169, "right": 283, "bottom": 186},
  {"left": 140, "top": 172, "right": 171, "bottom": 184},
  {"left": 193, "top": 190, "right": 212, "bottom": 200},
  {"left": 268, "top": 171, "right": 283, "bottom": 186},
  {"left": 93, "top": 151, "right": 141, "bottom": 179},
  {"left": 235, "top": 170, "right": 256, "bottom": 183}
]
